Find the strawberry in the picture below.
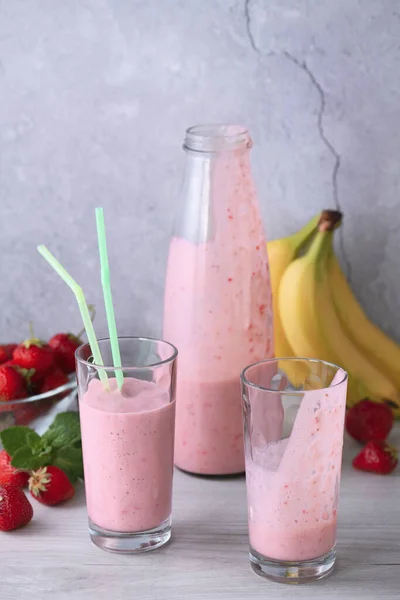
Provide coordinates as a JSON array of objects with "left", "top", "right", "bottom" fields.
[
  {"left": 13, "top": 338, "right": 54, "bottom": 377},
  {"left": 1, "top": 359, "right": 18, "bottom": 368},
  {"left": 346, "top": 399, "right": 394, "bottom": 444},
  {"left": 0, "top": 450, "right": 29, "bottom": 488},
  {"left": 0, "top": 365, "right": 28, "bottom": 402},
  {"left": 0, "top": 483, "right": 33, "bottom": 531},
  {"left": 353, "top": 441, "right": 398, "bottom": 475},
  {"left": 39, "top": 368, "right": 69, "bottom": 393},
  {"left": 0, "top": 344, "right": 17, "bottom": 365},
  {"left": 29, "top": 466, "right": 75, "bottom": 506},
  {"left": 49, "top": 333, "right": 82, "bottom": 374}
]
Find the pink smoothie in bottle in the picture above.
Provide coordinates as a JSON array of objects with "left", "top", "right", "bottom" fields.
[
  {"left": 246, "top": 370, "right": 346, "bottom": 561},
  {"left": 79, "top": 377, "right": 175, "bottom": 533},
  {"left": 164, "top": 126, "right": 273, "bottom": 475}
]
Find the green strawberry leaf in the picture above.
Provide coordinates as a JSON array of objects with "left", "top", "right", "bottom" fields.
[
  {"left": 1, "top": 412, "right": 83, "bottom": 479},
  {"left": 11, "top": 446, "right": 52, "bottom": 471},
  {"left": 26, "top": 431, "right": 42, "bottom": 451},
  {"left": 13, "top": 367, "right": 35, "bottom": 382},
  {"left": 41, "top": 412, "right": 81, "bottom": 449},
  {"left": 52, "top": 446, "right": 84, "bottom": 483},
  {"left": 0, "top": 426, "right": 36, "bottom": 456}
]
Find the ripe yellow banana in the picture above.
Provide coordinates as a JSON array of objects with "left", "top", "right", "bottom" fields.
[
  {"left": 267, "top": 213, "right": 319, "bottom": 386},
  {"left": 279, "top": 235, "right": 336, "bottom": 363},
  {"left": 328, "top": 248, "right": 400, "bottom": 390},
  {"left": 279, "top": 226, "right": 400, "bottom": 407}
]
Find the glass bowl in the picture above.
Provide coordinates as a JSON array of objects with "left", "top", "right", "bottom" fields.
[{"left": 0, "top": 375, "right": 78, "bottom": 437}]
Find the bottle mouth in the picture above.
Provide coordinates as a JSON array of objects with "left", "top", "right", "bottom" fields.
[{"left": 184, "top": 124, "right": 252, "bottom": 153}]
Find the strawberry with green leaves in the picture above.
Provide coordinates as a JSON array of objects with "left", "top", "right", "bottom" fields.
[
  {"left": 29, "top": 465, "right": 75, "bottom": 505},
  {"left": 13, "top": 336, "right": 54, "bottom": 378},
  {"left": 353, "top": 441, "right": 398, "bottom": 475},
  {"left": 0, "top": 450, "right": 29, "bottom": 487},
  {"left": 0, "top": 412, "right": 83, "bottom": 484},
  {"left": 0, "top": 365, "right": 28, "bottom": 402},
  {"left": 0, "top": 483, "right": 33, "bottom": 531}
]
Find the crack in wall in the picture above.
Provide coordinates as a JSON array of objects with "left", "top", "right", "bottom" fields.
[
  {"left": 243, "top": 0, "right": 352, "bottom": 279},
  {"left": 283, "top": 51, "right": 341, "bottom": 212},
  {"left": 244, "top": 0, "right": 260, "bottom": 54},
  {"left": 283, "top": 51, "right": 351, "bottom": 278}
]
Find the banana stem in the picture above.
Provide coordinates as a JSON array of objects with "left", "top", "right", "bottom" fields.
[
  {"left": 289, "top": 213, "right": 320, "bottom": 254},
  {"left": 289, "top": 209, "right": 342, "bottom": 257},
  {"left": 318, "top": 210, "right": 342, "bottom": 232},
  {"left": 303, "top": 210, "right": 343, "bottom": 271},
  {"left": 307, "top": 230, "right": 333, "bottom": 271}
]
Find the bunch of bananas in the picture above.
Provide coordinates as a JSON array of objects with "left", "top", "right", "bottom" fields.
[{"left": 267, "top": 210, "right": 400, "bottom": 415}]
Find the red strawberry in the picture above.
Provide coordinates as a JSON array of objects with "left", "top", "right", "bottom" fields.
[
  {"left": 27, "top": 372, "right": 45, "bottom": 394},
  {"left": 39, "top": 368, "right": 69, "bottom": 393},
  {"left": 346, "top": 399, "right": 394, "bottom": 444},
  {"left": 49, "top": 333, "right": 81, "bottom": 374},
  {"left": 29, "top": 466, "right": 75, "bottom": 506},
  {"left": 0, "top": 348, "right": 7, "bottom": 365},
  {"left": 353, "top": 441, "right": 398, "bottom": 475},
  {"left": 0, "top": 451, "right": 29, "bottom": 488},
  {"left": 1, "top": 359, "right": 18, "bottom": 368},
  {"left": 13, "top": 338, "right": 54, "bottom": 377},
  {"left": 0, "top": 344, "right": 17, "bottom": 365},
  {"left": 0, "top": 365, "right": 28, "bottom": 402},
  {"left": 0, "top": 483, "right": 33, "bottom": 531}
]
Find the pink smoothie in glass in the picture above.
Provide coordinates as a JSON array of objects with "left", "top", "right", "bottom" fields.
[
  {"left": 164, "top": 146, "right": 273, "bottom": 475},
  {"left": 246, "top": 374, "right": 346, "bottom": 561},
  {"left": 79, "top": 377, "right": 175, "bottom": 533}
]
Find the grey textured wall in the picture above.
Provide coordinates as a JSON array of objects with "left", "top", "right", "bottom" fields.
[{"left": 1, "top": 0, "right": 399, "bottom": 344}]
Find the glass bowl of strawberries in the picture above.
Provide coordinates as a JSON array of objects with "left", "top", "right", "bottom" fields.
[{"left": 0, "top": 331, "right": 80, "bottom": 435}]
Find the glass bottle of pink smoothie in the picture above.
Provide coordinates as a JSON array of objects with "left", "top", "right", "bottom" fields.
[{"left": 163, "top": 124, "right": 273, "bottom": 476}]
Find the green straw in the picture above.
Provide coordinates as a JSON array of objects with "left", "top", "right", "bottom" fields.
[
  {"left": 37, "top": 245, "right": 108, "bottom": 388},
  {"left": 95, "top": 208, "right": 123, "bottom": 390}
]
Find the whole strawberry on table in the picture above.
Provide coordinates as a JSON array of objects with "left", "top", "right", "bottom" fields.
[
  {"left": 346, "top": 398, "right": 398, "bottom": 475},
  {"left": 0, "top": 411, "right": 83, "bottom": 531}
]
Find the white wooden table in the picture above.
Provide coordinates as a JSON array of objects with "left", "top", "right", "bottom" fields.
[{"left": 1, "top": 433, "right": 399, "bottom": 600}]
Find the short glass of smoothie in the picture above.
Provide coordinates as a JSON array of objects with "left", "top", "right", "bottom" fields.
[
  {"left": 241, "top": 358, "right": 348, "bottom": 584},
  {"left": 75, "top": 336, "right": 177, "bottom": 554}
]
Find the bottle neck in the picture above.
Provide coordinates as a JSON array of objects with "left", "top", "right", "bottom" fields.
[
  {"left": 174, "top": 126, "right": 255, "bottom": 244},
  {"left": 183, "top": 124, "right": 252, "bottom": 154}
]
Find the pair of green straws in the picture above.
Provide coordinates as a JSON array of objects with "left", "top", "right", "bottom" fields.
[{"left": 37, "top": 208, "right": 123, "bottom": 390}]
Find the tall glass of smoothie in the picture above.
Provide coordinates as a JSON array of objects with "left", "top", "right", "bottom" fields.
[
  {"left": 164, "top": 124, "right": 273, "bottom": 476},
  {"left": 75, "top": 336, "right": 177, "bottom": 554},
  {"left": 241, "top": 358, "right": 348, "bottom": 584}
]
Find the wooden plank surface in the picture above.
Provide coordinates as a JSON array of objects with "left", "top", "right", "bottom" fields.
[{"left": 1, "top": 432, "right": 399, "bottom": 599}]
